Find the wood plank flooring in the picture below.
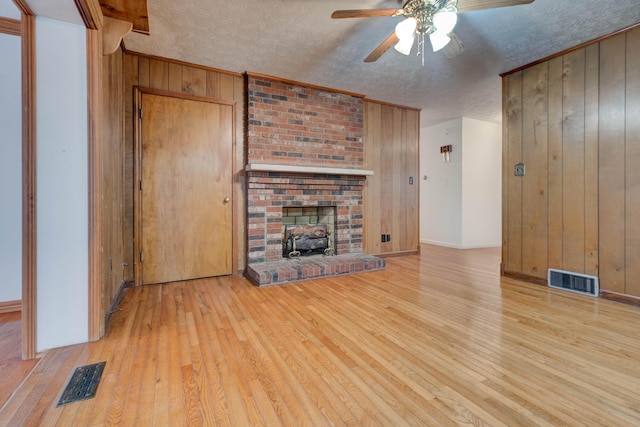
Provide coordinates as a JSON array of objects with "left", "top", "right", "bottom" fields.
[
  {"left": 3, "top": 244, "right": 640, "bottom": 426},
  {"left": 0, "top": 312, "right": 39, "bottom": 410}
]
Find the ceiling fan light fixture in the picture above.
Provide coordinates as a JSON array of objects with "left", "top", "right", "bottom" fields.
[
  {"left": 429, "top": 30, "right": 451, "bottom": 52},
  {"left": 394, "top": 35, "right": 415, "bottom": 55},
  {"left": 433, "top": 10, "right": 457, "bottom": 34},
  {"left": 395, "top": 17, "right": 417, "bottom": 40},
  {"left": 331, "top": 0, "right": 534, "bottom": 64}
]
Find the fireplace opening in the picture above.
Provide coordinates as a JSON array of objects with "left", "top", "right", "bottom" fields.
[{"left": 282, "top": 206, "right": 335, "bottom": 258}]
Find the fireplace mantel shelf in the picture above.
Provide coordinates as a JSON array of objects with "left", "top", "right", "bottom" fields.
[{"left": 246, "top": 163, "right": 374, "bottom": 176}]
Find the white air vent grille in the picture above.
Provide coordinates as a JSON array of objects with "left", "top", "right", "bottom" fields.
[{"left": 548, "top": 269, "right": 599, "bottom": 297}]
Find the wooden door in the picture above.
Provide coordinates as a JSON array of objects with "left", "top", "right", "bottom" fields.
[{"left": 139, "top": 93, "right": 233, "bottom": 285}]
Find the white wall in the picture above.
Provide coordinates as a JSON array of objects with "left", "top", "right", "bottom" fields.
[
  {"left": 36, "top": 16, "right": 88, "bottom": 351},
  {"left": 420, "top": 118, "right": 463, "bottom": 247},
  {"left": 0, "top": 3, "right": 22, "bottom": 303},
  {"left": 420, "top": 117, "right": 501, "bottom": 249},
  {"left": 0, "top": 0, "right": 20, "bottom": 19},
  {"left": 461, "top": 118, "right": 502, "bottom": 248}
]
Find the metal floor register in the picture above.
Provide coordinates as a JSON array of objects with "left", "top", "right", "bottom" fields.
[{"left": 57, "top": 361, "right": 106, "bottom": 406}]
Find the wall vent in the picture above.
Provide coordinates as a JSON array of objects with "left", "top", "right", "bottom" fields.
[{"left": 548, "top": 269, "right": 599, "bottom": 297}]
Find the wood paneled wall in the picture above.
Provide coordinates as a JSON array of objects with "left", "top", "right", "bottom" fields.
[
  {"left": 98, "top": 46, "right": 126, "bottom": 332},
  {"left": 117, "top": 53, "right": 419, "bottom": 279},
  {"left": 502, "top": 26, "right": 640, "bottom": 297},
  {"left": 363, "top": 101, "right": 420, "bottom": 255},
  {"left": 122, "top": 51, "right": 246, "bottom": 275}
]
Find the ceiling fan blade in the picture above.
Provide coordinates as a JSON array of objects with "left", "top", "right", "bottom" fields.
[
  {"left": 457, "top": 0, "right": 534, "bottom": 13},
  {"left": 331, "top": 9, "right": 400, "bottom": 19},
  {"left": 364, "top": 32, "right": 400, "bottom": 62}
]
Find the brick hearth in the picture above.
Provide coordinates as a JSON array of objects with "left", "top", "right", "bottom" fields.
[{"left": 245, "top": 254, "right": 385, "bottom": 286}]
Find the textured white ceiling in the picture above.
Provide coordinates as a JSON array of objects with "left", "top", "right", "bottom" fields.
[{"left": 124, "top": 0, "right": 640, "bottom": 127}]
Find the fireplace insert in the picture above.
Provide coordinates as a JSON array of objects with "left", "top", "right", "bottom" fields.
[{"left": 283, "top": 224, "right": 331, "bottom": 258}]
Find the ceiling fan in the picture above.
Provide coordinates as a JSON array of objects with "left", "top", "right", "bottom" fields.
[{"left": 331, "top": 0, "right": 534, "bottom": 64}]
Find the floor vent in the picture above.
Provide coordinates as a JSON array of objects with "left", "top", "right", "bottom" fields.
[
  {"left": 57, "top": 361, "right": 106, "bottom": 406},
  {"left": 548, "top": 269, "right": 599, "bottom": 297}
]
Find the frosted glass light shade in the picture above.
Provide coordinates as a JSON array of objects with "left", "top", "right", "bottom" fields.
[
  {"left": 395, "top": 17, "right": 417, "bottom": 40},
  {"left": 429, "top": 31, "right": 451, "bottom": 52},
  {"left": 394, "top": 35, "right": 415, "bottom": 55},
  {"left": 433, "top": 10, "right": 457, "bottom": 34}
]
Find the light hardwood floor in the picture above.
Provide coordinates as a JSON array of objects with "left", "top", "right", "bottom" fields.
[
  {"left": 0, "top": 312, "right": 39, "bottom": 410},
  {"left": 2, "top": 245, "right": 640, "bottom": 426}
]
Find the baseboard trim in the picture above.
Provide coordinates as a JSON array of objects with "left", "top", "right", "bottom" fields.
[
  {"left": 503, "top": 275, "right": 640, "bottom": 306},
  {"left": 0, "top": 299, "right": 21, "bottom": 314},
  {"left": 376, "top": 249, "right": 420, "bottom": 258},
  {"left": 420, "top": 240, "right": 501, "bottom": 250},
  {"left": 600, "top": 291, "right": 640, "bottom": 307},
  {"left": 502, "top": 270, "right": 547, "bottom": 286}
]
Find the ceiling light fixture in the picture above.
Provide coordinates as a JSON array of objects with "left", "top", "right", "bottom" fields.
[
  {"left": 393, "top": 17, "right": 417, "bottom": 54},
  {"left": 392, "top": 0, "right": 458, "bottom": 65}
]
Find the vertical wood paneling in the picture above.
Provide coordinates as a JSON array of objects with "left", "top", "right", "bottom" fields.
[
  {"left": 100, "top": 47, "right": 125, "bottom": 330},
  {"left": 400, "top": 109, "right": 413, "bottom": 251},
  {"left": 380, "top": 106, "right": 394, "bottom": 252},
  {"left": 182, "top": 66, "right": 206, "bottom": 96},
  {"left": 371, "top": 102, "right": 382, "bottom": 255},
  {"left": 364, "top": 102, "right": 381, "bottom": 253},
  {"left": 122, "top": 55, "right": 417, "bottom": 274},
  {"left": 625, "top": 28, "right": 640, "bottom": 296},
  {"left": 123, "top": 53, "right": 245, "bottom": 275},
  {"left": 138, "top": 56, "right": 149, "bottom": 87},
  {"left": 547, "top": 57, "right": 563, "bottom": 270},
  {"left": 521, "top": 63, "right": 549, "bottom": 278},
  {"left": 584, "top": 44, "right": 600, "bottom": 276},
  {"left": 220, "top": 73, "right": 236, "bottom": 100},
  {"left": 561, "top": 49, "right": 586, "bottom": 274},
  {"left": 599, "top": 34, "right": 627, "bottom": 294},
  {"left": 505, "top": 72, "right": 523, "bottom": 273},
  {"left": 501, "top": 78, "right": 509, "bottom": 270},
  {"left": 206, "top": 71, "right": 222, "bottom": 98},
  {"left": 503, "top": 25, "right": 640, "bottom": 298},
  {"left": 392, "top": 107, "right": 404, "bottom": 252},
  {"left": 149, "top": 59, "right": 169, "bottom": 90},
  {"left": 362, "top": 102, "right": 419, "bottom": 255},
  {"left": 168, "top": 62, "right": 182, "bottom": 93},
  {"left": 405, "top": 110, "right": 420, "bottom": 251}
]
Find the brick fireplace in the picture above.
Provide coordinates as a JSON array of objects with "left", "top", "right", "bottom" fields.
[
  {"left": 247, "top": 172, "right": 365, "bottom": 263},
  {"left": 244, "top": 74, "right": 385, "bottom": 285}
]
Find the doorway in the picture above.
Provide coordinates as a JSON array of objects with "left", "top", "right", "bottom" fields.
[{"left": 135, "top": 90, "right": 234, "bottom": 285}]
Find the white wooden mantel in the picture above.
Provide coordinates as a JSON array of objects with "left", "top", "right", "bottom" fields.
[{"left": 245, "top": 163, "right": 374, "bottom": 176}]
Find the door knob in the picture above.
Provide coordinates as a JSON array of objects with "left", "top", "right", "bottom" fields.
[{"left": 223, "top": 197, "right": 230, "bottom": 203}]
